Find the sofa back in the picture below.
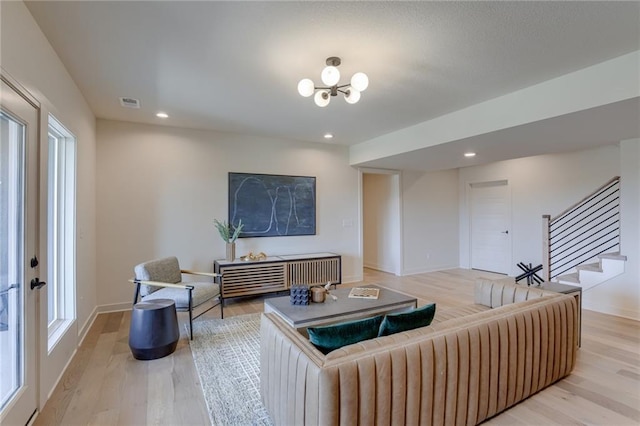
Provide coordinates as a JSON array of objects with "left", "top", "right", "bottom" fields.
[
  {"left": 260, "top": 283, "right": 578, "bottom": 425},
  {"left": 474, "top": 278, "right": 556, "bottom": 308}
]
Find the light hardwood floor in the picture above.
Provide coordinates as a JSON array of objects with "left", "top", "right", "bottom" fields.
[{"left": 35, "top": 269, "right": 640, "bottom": 425}]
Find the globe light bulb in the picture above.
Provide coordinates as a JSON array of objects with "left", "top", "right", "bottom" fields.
[
  {"left": 297, "top": 78, "right": 315, "bottom": 97},
  {"left": 350, "top": 72, "right": 369, "bottom": 92},
  {"left": 344, "top": 88, "right": 361, "bottom": 104},
  {"left": 321, "top": 66, "right": 340, "bottom": 86},
  {"left": 314, "top": 90, "right": 331, "bottom": 107}
]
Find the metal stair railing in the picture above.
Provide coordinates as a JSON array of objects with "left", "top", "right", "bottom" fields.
[{"left": 542, "top": 176, "right": 620, "bottom": 281}]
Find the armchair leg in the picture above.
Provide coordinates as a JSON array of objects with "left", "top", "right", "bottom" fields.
[
  {"left": 220, "top": 296, "right": 224, "bottom": 319},
  {"left": 188, "top": 288, "right": 193, "bottom": 340},
  {"left": 133, "top": 282, "right": 141, "bottom": 305}
]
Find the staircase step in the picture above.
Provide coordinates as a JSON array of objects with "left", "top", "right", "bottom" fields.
[
  {"left": 576, "top": 262, "right": 602, "bottom": 273},
  {"left": 556, "top": 272, "right": 580, "bottom": 284},
  {"left": 598, "top": 252, "right": 627, "bottom": 261}
]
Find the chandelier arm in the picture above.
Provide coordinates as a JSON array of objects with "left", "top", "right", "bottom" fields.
[
  {"left": 336, "top": 89, "right": 350, "bottom": 95},
  {"left": 314, "top": 84, "right": 351, "bottom": 91}
]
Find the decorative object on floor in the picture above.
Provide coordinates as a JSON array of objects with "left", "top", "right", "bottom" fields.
[
  {"left": 516, "top": 262, "right": 544, "bottom": 286},
  {"left": 129, "top": 299, "right": 179, "bottom": 360},
  {"left": 228, "top": 172, "right": 316, "bottom": 237},
  {"left": 297, "top": 56, "right": 369, "bottom": 107},
  {"left": 130, "top": 256, "right": 223, "bottom": 340},
  {"left": 189, "top": 314, "right": 272, "bottom": 426},
  {"left": 214, "top": 218, "right": 244, "bottom": 261},
  {"left": 289, "top": 284, "right": 310, "bottom": 305},
  {"left": 240, "top": 251, "right": 267, "bottom": 261}
]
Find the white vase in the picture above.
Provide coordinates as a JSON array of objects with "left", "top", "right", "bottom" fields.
[{"left": 226, "top": 242, "right": 236, "bottom": 262}]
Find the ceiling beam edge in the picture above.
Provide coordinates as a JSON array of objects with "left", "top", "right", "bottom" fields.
[{"left": 349, "top": 50, "right": 640, "bottom": 166}]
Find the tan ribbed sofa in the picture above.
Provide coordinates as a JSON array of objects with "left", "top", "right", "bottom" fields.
[{"left": 260, "top": 279, "right": 578, "bottom": 425}]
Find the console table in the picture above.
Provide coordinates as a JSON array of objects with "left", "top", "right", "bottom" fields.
[{"left": 214, "top": 252, "right": 341, "bottom": 300}]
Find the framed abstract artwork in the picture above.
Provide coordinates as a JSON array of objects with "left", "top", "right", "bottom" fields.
[{"left": 228, "top": 172, "right": 316, "bottom": 237}]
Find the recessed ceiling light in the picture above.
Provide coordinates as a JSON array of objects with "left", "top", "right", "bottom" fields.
[
  {"left": 464, "top": 152, "right": 476, "bottom": 157},
  {"left": 156, "top": 112, "right": 169, "bottom": 119},
  {"left": 324, "top": 133, "right": 334, "bottom": 139}
]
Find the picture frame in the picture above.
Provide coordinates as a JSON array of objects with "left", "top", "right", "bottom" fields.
[{"left": 228, "top": 172, "right": 316, "bottom": 237}]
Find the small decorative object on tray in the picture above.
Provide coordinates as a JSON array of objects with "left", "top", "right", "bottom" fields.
[
  {"left": 290, "top": 284, "right": 310, "bottom": 305},
  {"left": 311, "top": 287, "right": 326, "bottom": 303},
  {"left": 240, "top": 251, "right": 267, "bottom": 262},
  {"left": 348, "top": 287, "right": 380, "bottom": 300}
]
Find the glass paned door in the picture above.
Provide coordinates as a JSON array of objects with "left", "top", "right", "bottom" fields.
[
  {"left": 0, "top": 109, "right": 25, "bottom": 414},
  {"left": 0, "top": 78, "right": 39, "bottom": 426}
]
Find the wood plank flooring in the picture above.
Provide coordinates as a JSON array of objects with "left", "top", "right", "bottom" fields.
[{"left": 35, "top": 269, "right": 640, "bottom": 425}]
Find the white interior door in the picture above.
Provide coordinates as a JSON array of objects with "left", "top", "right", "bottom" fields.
[
  {"left": 470, "top": 180, "right": 511, "bottom": 274},
  {"left": 0, "top": 77, "right": 40, "bottom": 426}
]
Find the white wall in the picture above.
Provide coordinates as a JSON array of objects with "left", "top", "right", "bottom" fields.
[
  {"left": 96, "top": 119, "right": 361, "bottom": 309},
  {"left": 1, "top": 1, "right": 97, "bottom": 407},
  {"left": 459, "top": 145, "right": 620, "bottom": 275},
  {"left": 583, "top": 139, "right": 640, "bottom": 320},
  {"left": 459, "top": 144, "right": 640, "bottom": 320},
  {"left": 402, "top": 169, "right": 459, "bottom": 275},
  {"left": 363, "top": 173, "right": 400, "bottom": 274}
]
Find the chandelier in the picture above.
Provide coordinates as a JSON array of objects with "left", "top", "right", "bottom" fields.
[{"left": 297, "top": 57, "right": 369, "bottom": 107}]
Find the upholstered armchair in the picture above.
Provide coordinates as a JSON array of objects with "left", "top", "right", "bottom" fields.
[{"left": 130, "top": 256, "right": 223, "bottom": 339}]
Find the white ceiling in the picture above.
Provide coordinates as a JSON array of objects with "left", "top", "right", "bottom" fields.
[{"left": 25, "top": 1, "right": 640, "bottom": 169}]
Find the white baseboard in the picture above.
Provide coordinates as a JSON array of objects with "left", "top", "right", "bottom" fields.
[
  {"left": 97, "top": 302, "right": 132, "bottom": 314},
  {"left": 402, "top": 264, "right": 458, "bottom": 276},
  {"left": 363, "top": 262, "right": 397, "bottom": 275},
  {"left": 583, "top": 303, "right": 640, "bottom": 322},
  {"left": 46, "top": 347, "right": 78, "bottom": 401},
  {"left": 342, "top": 274, "right": 363, "bottom": 284},
  {"left": 78, "top": 305, "right": 98, "bottom": 345}
]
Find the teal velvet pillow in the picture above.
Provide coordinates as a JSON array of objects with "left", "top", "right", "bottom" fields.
[
  {"left": 378, "top": 303, "right": 437, "bottom": 337},
  {"left": 307, "top": 315, "right": 384, "bottom": 354}
]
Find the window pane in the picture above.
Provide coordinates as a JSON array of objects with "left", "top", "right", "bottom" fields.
[{"left": 46, "top": 115, "right": 76, "bottom": 347}]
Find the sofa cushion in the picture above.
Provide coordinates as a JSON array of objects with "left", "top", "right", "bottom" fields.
[
  {"left": 378, "top": 303, "right": 437, "bottom": 337},
  {"left": 307, "top": 315, "right": 384, "bottom": 354}
]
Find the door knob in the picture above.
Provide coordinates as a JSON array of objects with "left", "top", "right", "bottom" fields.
[
  {"left": 30, "top": 278, "right": 46, "bottom": 290},
  {"left": 501, "top": 230, "right": 509, "bottom": 234}
]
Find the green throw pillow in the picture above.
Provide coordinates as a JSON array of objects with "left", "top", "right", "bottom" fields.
[
  {"left": 307, "top": 315, "right": 384, "bottom": 354},
  {"left": 378, "top": 303, "right": 437, "bottom": 337}
]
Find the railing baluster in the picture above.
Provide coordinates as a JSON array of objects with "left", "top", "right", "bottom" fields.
[{"left": 543, "top": 177, "right": 620, "bottom": 282}]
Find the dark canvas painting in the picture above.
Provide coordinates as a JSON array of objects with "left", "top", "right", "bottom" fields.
[{"left": 229, "top": 172, "right": 316, "bottom": 237}]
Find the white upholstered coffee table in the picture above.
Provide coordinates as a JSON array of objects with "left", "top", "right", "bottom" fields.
[{"left": 263, "top": 285, "right": 417, "bottom": 329}]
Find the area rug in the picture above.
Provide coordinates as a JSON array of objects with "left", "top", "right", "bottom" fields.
[{"left": 189, "top": 313, "right": 273, "bottom": 426}]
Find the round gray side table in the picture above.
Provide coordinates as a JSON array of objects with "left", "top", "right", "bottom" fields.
[{"left": 129, "top": 299, "right": 179, "bottom": 360}]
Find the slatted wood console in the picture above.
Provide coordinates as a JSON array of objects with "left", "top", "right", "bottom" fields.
[{"left": 214, "top": 252, "right": 341, "bottom": 300}]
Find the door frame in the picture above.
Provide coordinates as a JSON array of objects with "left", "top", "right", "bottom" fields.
[
  {"left": 467, "top": 179, "right": 512, "bottom": 275},
  {"left": 358, "top": 168, "right": 403, "bottom": 276},
  {"left": 1, "top": 70, "right": 42, "bottom": 426}
]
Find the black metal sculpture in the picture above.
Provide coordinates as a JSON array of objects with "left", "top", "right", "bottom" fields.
[{"left": 516, "top": 262, "right": 544, "bottom": 286}]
